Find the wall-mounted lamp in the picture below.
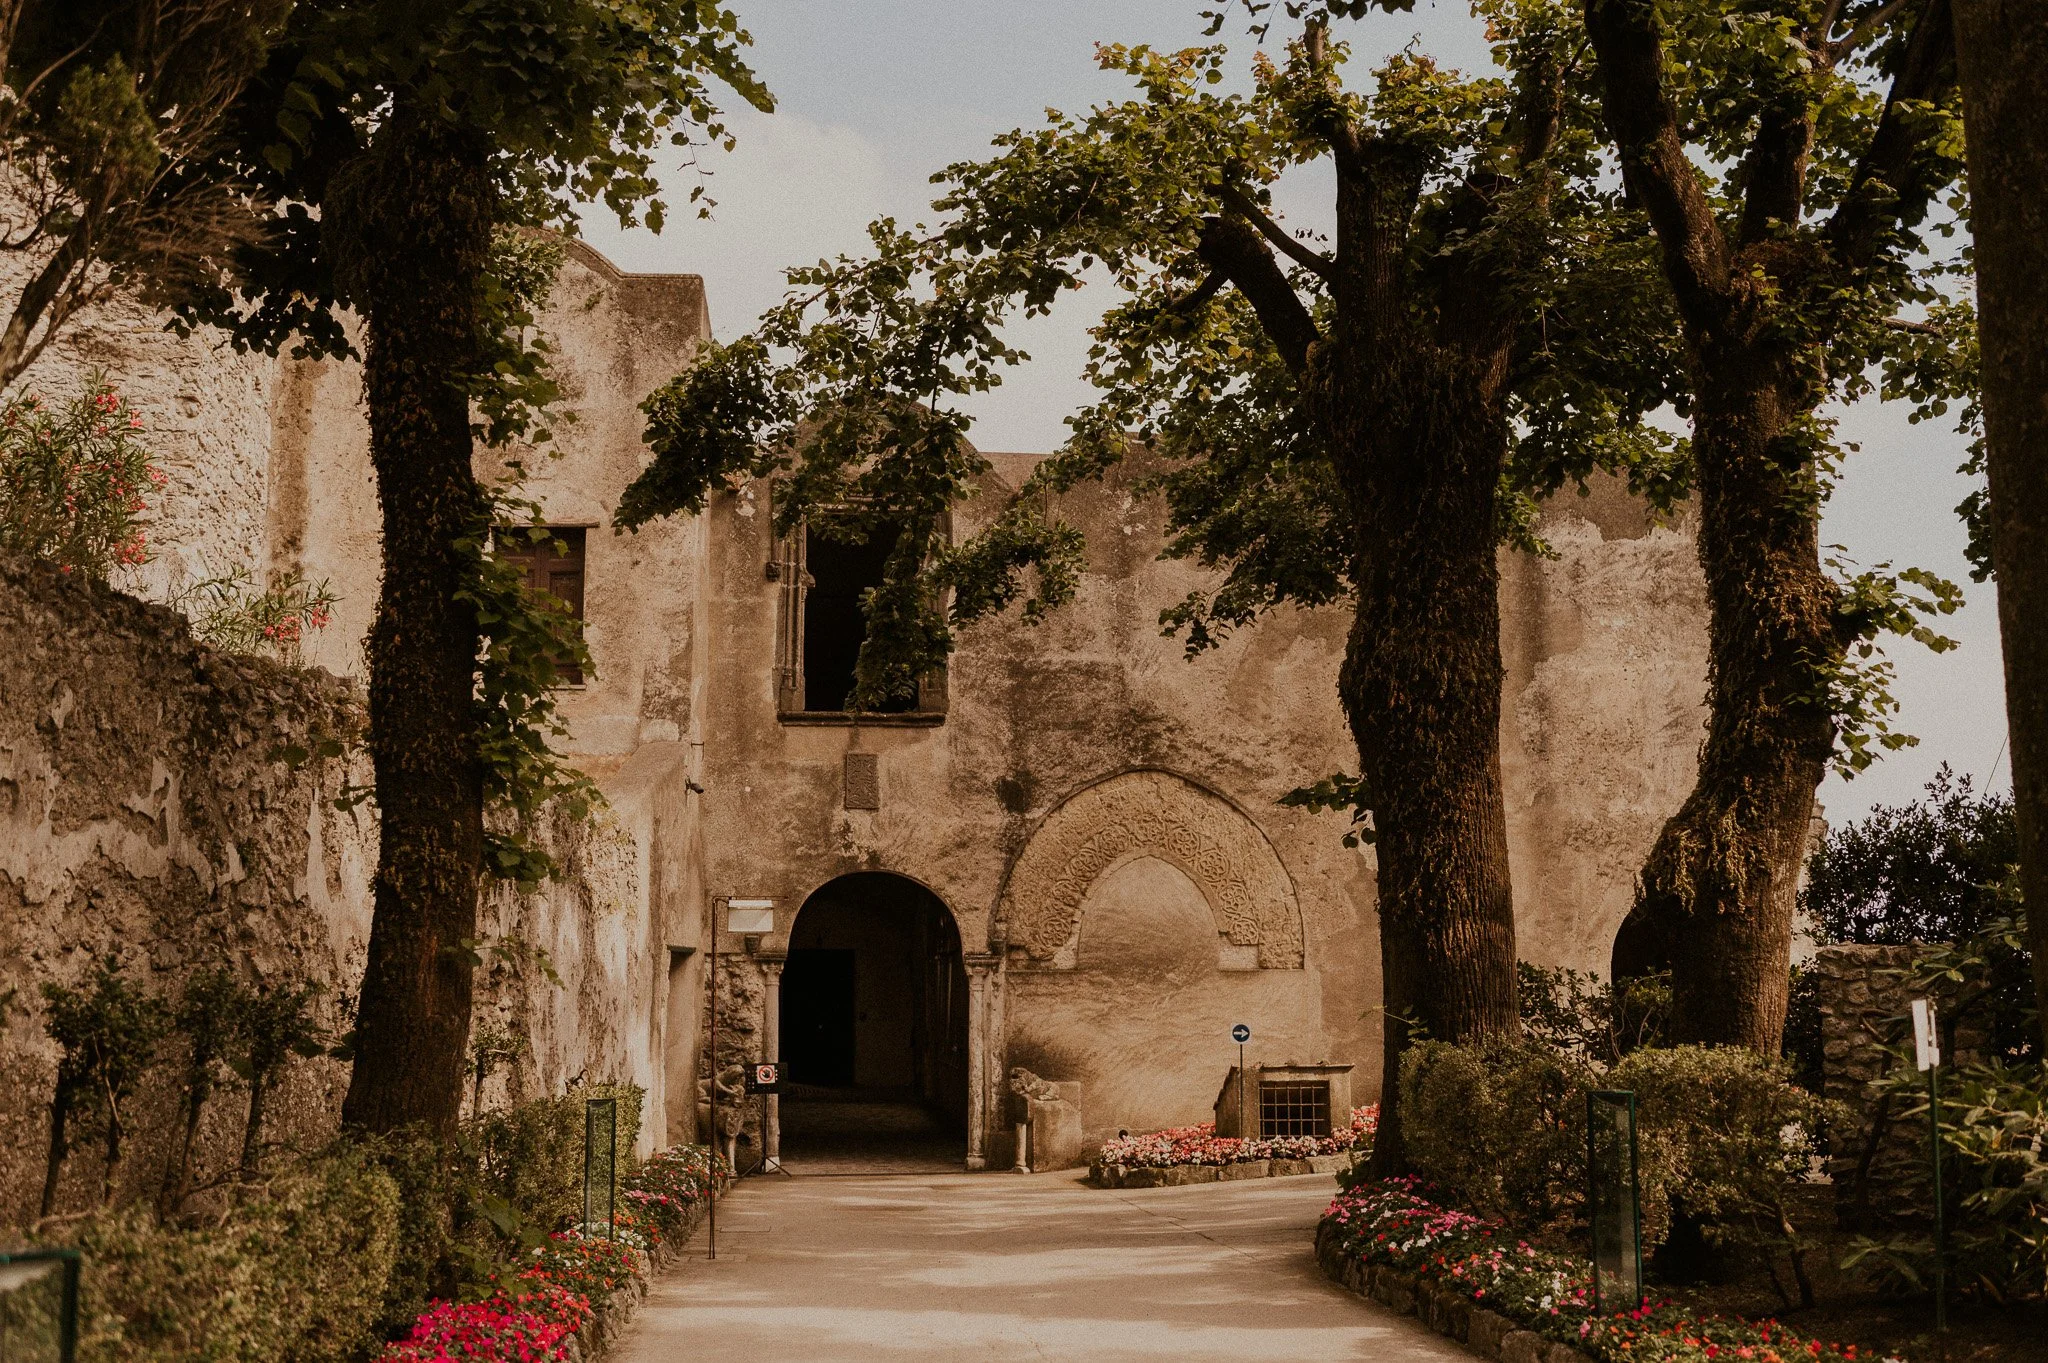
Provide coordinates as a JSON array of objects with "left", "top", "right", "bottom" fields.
[{"left": 727, "top": 898, "right": 775, "bottom": 954}]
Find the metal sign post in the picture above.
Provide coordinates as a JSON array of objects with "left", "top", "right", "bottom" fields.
[
  {"left": 1587, "top": 1089, "right": 1643, "bottom": 1314},
  {"left": 1912, "top": 998, "right": 1946, "bottom": 1333},
  {"left": 744, "top": 1063, "right": 783, "bottom": 1176},
  {"left": 0, "top": 1248, "right": 81, "bottom": 1363},
  {"left": 584, "top": 1096, "right": 617, "bottom": 1239},
  {"left": 1232, "top": 1024, "right": 1251, "bottom": 1138}
]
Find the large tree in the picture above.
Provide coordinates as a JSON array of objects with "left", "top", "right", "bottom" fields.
[
  {"left": 617, "top": 1, "right": 1684, "bottom": 1171},
  {"left": 1584, "top": 0, "right": 1966, "bottom": 1050},
  {"left": 1951, "top": 0, "right": 2048, "bottom": 1039},
  {"left": 196, "top": 0, "right": 770, "bottom": 1135}
]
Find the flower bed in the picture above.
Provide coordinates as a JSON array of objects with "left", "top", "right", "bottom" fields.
[
  {"left": 376, "top": 1143, "right": 728, "bottom": 1363},
  {"left": 1090, "top": 1106, "right": 1376, "bottom": 1187},
  {"left": 1317, "top": 1178, "right": 1892, "bottom": 1363}
]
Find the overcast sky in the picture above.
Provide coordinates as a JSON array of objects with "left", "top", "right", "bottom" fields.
[{"left": 579, "top": 0, "right": 2009, "bottom": 829}]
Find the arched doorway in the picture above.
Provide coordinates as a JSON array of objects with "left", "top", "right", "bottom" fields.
[{"left": 779, "top": 872, "right": 969, "bottom": 1172}]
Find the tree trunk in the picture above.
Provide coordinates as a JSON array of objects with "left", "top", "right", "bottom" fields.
[
  {"left": 1953, "top": 0, "right": 2048, "bottom": 1041},
  {"left": 38, "top": 1086, "right": 71, "bottom": 1219},
  {"left": 1332, "top": 350, "right": 1522, "bottom": 1176},
  {"left": 240, "top": 1075, "right": 268, "bottom": 1183},
  {"left": 335, "top": 108, "right": 496, "bottom": 1137},
  {"left": 1613, "top": 366, "right": 1835, "bottom": 1051}
]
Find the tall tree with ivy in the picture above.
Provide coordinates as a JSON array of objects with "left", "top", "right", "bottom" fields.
[
  {"left": 1583, "top": 0, "right": 1967, "bottom": 1051},
  {"left": 617, "top": 0, "right": 1687, "bottom": 1171},
  {"left": 1950, "top": 1, "right": 2048, "bottom": 1040},
  {"left": 190, "top": 1, "right": 770, "bottom": 1136}
]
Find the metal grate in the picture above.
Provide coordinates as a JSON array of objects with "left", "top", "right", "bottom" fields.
[{"left": 1258, "top": 1081, "right": 1331, "bottom": 1138}]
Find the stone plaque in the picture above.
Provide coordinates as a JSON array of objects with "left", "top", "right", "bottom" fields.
[{"left": 844, "top": 753, "right": 880, "bottom": 810}]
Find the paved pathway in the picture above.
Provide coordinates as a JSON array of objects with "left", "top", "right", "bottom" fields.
[{"left": 614, "top": 1169, "right": 1468, "bottom": 1362}]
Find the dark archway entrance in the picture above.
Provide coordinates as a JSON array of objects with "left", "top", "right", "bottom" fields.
[{"left": 780, "top": 872, "right": 969, "bottom": 1172}]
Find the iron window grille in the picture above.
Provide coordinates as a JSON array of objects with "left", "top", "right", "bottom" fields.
[{"left": 1258, "top": 1081, "right": 1331, "bottom": 1138}]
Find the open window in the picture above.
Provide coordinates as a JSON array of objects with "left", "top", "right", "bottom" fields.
[
  {"left": 496, "top": 525, "right": 587, "bottom": 684},
  {"left": 773, "top": 510, "right": 946, "bottom": 721}
]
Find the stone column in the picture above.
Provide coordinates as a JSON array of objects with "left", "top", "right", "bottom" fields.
[
  {"left": 964, "top": 953, "right": 998, "bottom": 1171},
  {"left": 758, "top": 953, "right": 785, "bottom": 1171}
]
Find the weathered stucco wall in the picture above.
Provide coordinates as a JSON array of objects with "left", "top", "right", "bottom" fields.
[{"left": 0, "top": 554, "right": 373, "bottom": 1225}]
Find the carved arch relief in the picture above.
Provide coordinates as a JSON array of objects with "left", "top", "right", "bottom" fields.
[{"left": 999, "top": 770, "right": 1305, "bottom": 970}]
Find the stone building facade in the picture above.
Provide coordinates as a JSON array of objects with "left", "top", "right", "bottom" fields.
[{"left": 6, "top": 239, "right": 1712, "bottom": 1176}]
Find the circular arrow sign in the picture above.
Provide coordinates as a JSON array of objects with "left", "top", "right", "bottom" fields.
[{"left": 1231, "top": 1023, "right": 1251, "bottom": 1043}]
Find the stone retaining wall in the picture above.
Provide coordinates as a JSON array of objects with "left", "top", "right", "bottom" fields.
[
  {"left": 1813, "top": 942, "right": 1988, "bottom": 1228},
  {"left": 1314, "top": 1221, "right": 1596, "bottom": 1363}
]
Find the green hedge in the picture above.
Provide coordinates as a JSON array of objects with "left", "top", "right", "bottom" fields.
[
  {"left": 74, "top": 1145, "right": 400, "bottom": 1363},
  {"left": 1400, "top": 1040, "right": 1837, "bottom": 1254}
]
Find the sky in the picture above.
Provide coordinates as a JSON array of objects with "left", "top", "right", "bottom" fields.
[{"left": 578, "top": 0, "right": 2009, "bottom": 829}]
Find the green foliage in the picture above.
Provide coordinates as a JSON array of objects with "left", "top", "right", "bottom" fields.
[
  {"left": 1846, "top": 1057, "right": 2048, "bottom": 1300},
  {"left": 1611, "top": 1046, "right": 1839, "bottom": 1263},
  {"left": 68, "top": 1145, "right": 400, "bottom": 1363},
  {"left": 1401, "top": 1037, "right": 1591, "bottom": 1232},
  {"left": 193, "top": 0, "right": 772, "bottom": 360},
  {"left": 465, "top": 1084, "right": 644, "bottom": 1252},
  {"left": 40, "top": 958, "right": 170, "bottom": 1210},
  {"left": 1804, "top": 765, "right": 2020, "bottom": 946},
  {"left": 1814, "top": 553, "right": 1963, "bottom": 778},
  {"left": 463, "top": 481, "right": 602, "bottom": 888},
  {"left": 1401, "top": 1037, "right": 1838, "bottom": 1263},
  {"left": 1516, "top": 962, "right": 1672, "bottom": 1064},
  {"left": 0, "top": 378, "right": 161, "bottom": 578},
  {"left": 170, "top": 566, "right": 337, "bottom": 663}
]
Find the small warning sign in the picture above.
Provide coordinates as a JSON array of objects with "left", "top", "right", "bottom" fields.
[{"left": 745, "top": 1063, "right": 780, "bottom": 1094}]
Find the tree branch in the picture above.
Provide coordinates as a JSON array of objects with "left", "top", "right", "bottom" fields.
[
  {"left": 1218, "top": 183, "right": 1334, "bottom": 280},
  {"left": 1197, "top": 214, "right": 1319, "bottom": 376},
  {"left": 1737, "top": 94, "right": 1816, "bottom": 243},
  {"left": 1585, "top": 0, "right": 1736, "bottom": 334},
  {"left": 1829, "top": 0, "right": 1916, "bottom": 60},
  {"left": 1825, "top": 0, "right": 1957, "bottom": 269}
]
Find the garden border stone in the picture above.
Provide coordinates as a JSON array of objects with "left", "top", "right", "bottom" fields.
[
  {"left": 1088, "top": 1153, "right": 1345, "bottom": 1188},
  {"left": 1315, "top": 1220, "right": 1596, "bottom": 1363}
]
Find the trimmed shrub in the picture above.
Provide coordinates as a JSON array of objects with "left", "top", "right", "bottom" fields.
[
  {"left": 467, "top": 1082, "right": 644, "bottom": 1247},
  {"left": 1400, "top": 1037, "right": 1590, "bottom": 1233},
  {"left": 1400, "top": 1039, "right": 1836, "bottom": 1258},
  {"left": 71, "top": 1145, "right": 400, "bottom": 1363}
]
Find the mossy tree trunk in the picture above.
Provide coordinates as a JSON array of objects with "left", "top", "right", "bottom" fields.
[
  {"left": 1953, "top": 0, "right": 2048, "bottom": 1041},
  {"left": 332, "top": 106, "right": 496, "bottom": 1137},
  {"left": 1588, "top": 0, "right": 1957, "bottom": 1052},
  {"left": 1194, "top": 115, "right": 1530, "bottom": 1172}
]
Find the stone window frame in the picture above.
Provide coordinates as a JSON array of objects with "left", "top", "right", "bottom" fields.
[{"left": 770, "top": 491, "right": 950, "bottom": 725}]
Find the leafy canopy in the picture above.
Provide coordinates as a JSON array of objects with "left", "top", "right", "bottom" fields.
[{"left": 618, "top": 1, "right": 1687, "bottom": 711}]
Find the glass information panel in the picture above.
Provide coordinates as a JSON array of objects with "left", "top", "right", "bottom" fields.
[
  {"left": 1587, "top": 1089, "right": 1642, "bottom": 1313},
  {"left": 0, "top": 1251, "right": 79, "bottom": 1363},
  {"left": 584, "top": 1097, "right": 617, "bottom": 1239}
]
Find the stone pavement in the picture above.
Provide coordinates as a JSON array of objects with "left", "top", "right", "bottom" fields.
[{"left": 612, "top": 1168, "right": 1470, "bottom": 1362}]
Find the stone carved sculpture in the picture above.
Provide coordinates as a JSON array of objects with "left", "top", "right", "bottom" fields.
[
  {"left": 999, "top": 770, "right": 1305, "bottom": 968},
  {"left": 697, "top": 1064, "right": 748, "bottom": 1171},
  {"left": 1007, "top": 1066, "right": 1086, "bottom": 1171}
]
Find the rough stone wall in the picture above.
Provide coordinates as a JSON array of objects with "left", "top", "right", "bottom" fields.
[
  {"left": 0, "top": 553, "right": 373, "bottom": 1226},
  {"left": 1815, "top": 942, "right": 1989, "bottom": 1227},
  {"left": 0, "top": 253, "right": 279, "bottom": 606}
]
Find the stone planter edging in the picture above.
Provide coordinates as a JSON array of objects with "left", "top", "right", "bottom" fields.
[
  {"left": 1088, "top": 1154, "right": 1346, "bottom": 1188},
  {"left": 1313, "top": 1221, "right": 1596, "bottom": 1363}
]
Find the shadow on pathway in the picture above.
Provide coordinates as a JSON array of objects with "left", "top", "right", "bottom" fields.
[{"left": 613, "top": 1167, "right": 1469, "bottom": 1362}]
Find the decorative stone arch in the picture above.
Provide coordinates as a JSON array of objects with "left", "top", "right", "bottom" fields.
[{"left": 998, "top": 769, "right": 1305, "bottom": 970}]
